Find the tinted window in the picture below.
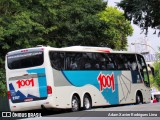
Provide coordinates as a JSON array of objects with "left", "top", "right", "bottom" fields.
[
  {"left": 109, "top": 54, "right": 137, "bottom": 70},
  {"left": 109, "top": 54, "right": 126, "bottom": 70},
  {"left": 49, "top": 52, "right": 116, "bottom": 70},
  {"left": 65, "top": 52, "right": 85, "bottom": 70},
  {"left": 124, "top": 54, "right": 137, "bottom": 70},
  {"left": 8, "top": 52, "right": 44, "bottom": 69},
  {"left": 49, "top": 52, "right": 65, "bottom": 70},
  {"left": 49, "top": 52, "right": 144, "bottom": 72},
  {"left": 94, "top": 53, "right": 116, "bottom": 70}
]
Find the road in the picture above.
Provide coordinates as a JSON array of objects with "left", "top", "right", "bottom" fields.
[{"left": 27, "top": 102, "right": 160, "bottom": 120}]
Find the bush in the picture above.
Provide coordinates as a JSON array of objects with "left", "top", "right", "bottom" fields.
[
  {"left": 153, "top": 61, "right": 160, "bottom": 90},
  {"left": 0, "top": 69, "right": 7, "bottom": 96}
]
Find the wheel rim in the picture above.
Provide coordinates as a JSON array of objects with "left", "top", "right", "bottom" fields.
[
  {"left": 84, "top": 97, "right": 90, "bottom": 109},
  {"left": 137, "top": 95, "right": 141, "bottom": 104},
  {"left": 72, "top": 98, "right": 78, "bottom": 111}
]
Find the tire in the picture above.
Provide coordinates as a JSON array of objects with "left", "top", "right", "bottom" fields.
[
  {"left": 83, "top": 94, "right": 92, "bottom": 110},
  {"left": 136, "top": 94, "right": 142, "bottom": 104},
  {"left": 71, "top": 96, "right": 80, "bottom": 112}
]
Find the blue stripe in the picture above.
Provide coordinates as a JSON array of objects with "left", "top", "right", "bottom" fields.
[
  {"left": 62, "top": 70, "right": 121, "bottom": 105},
  {"left": 27, "top": 68, "right": 47, "bottom": 98}
]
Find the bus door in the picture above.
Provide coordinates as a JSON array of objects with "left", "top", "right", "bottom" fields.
[{"left": 136, "top": 54, "right": 150, "bottom": 87}]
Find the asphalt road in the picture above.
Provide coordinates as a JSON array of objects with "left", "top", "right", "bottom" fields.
[{"left": 26, "top": 102, "right": 160, "bottom": 120}]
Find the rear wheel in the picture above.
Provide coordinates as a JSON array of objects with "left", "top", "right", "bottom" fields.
[
  {"left": 71, "top": 96, "right": 80, "bottom": 112},
  {"left": 136, "top": 94, "right": 143, "bottom": 104},
  {"left": 83, "top": 94, "right": 92, "bottom": 110}
]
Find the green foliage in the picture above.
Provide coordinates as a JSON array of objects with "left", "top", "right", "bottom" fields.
[
  {"left": 50, "top": 0, "right": 108, "bottom": 47},
  {"left": 117, "top": 0, "right": 160, "bottom": 36},
  {"left": 98, "top": 7, "right": 133, "bottom": 50},
  {"left": 153, "top": 52, "right": 160, "bottom": 90},
  {"left": 0, "top": 68, "right": 6, "bottom": 96},
  {"left": 0, "top": 0, "right": 58, "bottom": 50}
]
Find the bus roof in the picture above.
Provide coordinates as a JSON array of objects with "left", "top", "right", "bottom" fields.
[
  {"left": 6, "top": 45, "right": 138, "bottom": 56},
  {"left": 60, "top": 46, "right": 112, "bottom": 53}
]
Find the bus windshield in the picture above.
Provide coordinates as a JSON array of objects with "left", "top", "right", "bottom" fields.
[{"left": 7, "top": 51, "right": 44, "bottom": 69}]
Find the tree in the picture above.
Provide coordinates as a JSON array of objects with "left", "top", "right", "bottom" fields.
[
  {"left": 49, "top": 0, "right": 108, "bottom": 47},
  {"left": 98, "top": 7, "right": 133, "bottom": 50},
  {"left": 117, "top": 0, "right": 160, "bottom": 36},
  {"left": 0, "top": 0, "right": 108, "bottom": 52},
  {"left": 153, "top": 50, "right": 160, "bottom": 89}
]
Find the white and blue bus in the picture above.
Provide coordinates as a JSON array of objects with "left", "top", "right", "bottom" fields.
[{"left": 5, "top": 46, "right": 151, "bottom": 112}]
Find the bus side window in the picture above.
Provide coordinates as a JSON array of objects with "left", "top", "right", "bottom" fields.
[
  {"left": 49, "top": 52, "right": 65, "bottom": 70},
  {"left": 111, "top": 54, "right": 128, "bottom": 70},
  {"left": 69, "top": 58, "right": 78, "bottom": 70},
  {"left": 125, "top": 54, "right": 137, "bottom": 71},
  {"left": 94, "top": 53, "right": 108, "bottom": 70},
  {"left": 92, "top": 53, "right": 100, "bottom": 70},
  {"left": 65, "top": 52, "right": 79, "bottom": 70},
  {"left": 82, "top": 53, "right": 92, "bottom": 70},
  {"left": 66, "top": 52, "right": 94, "bottom": 70},
  {"left": 125, "top": 54, "right": 141, "bottom": 83}
]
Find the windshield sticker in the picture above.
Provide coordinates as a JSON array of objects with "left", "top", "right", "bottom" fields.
[{"left": 8, "top": 52, "right": 42, "bottom": 59}]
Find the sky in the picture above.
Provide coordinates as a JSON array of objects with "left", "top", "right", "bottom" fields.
[{"left": 106, "top": 0, "right": 160, "bottom": 53}]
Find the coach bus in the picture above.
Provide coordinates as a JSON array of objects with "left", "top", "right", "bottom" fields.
[{"left": 5, "top": 46, "right": 151, "bottom": 112}]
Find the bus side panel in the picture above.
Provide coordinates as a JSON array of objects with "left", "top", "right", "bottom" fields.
[
  {"left": 117, "top": 71, "right": 135, "bottom": 104},
  {"left": 51, "top": 70, "right": 150, "bottom": 109},
  {"left": 62, "top": 70, "right": 121, "bottom": 105}
]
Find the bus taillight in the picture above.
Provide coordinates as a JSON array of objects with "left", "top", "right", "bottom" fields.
[
  {"left": 7, "top": 91, "right": 11, "bottom": 99},
  {"left": 47, "top": 86, "right": 52, "bottom": 94}
]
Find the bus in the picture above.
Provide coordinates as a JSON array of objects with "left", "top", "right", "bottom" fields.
[{"left": 5, "top": 46, "right": 151, "bottom": 112}]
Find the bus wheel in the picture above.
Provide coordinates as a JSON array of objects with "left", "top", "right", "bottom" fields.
[
  {"left": 71, "top": 96, "right": 80, "bottom": 112},
  {"left": 136, "top": 94, "right": 142, "bottom": 104},
  {"left": 83, "top": 94, "right": 92, "bottom": 110}
]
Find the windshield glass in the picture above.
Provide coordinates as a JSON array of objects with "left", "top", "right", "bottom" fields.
[{"left": 7, "top": 51, "right": 44, "bottom": 69}]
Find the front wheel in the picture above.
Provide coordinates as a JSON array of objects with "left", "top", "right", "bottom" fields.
[
  {"left": 136, "top": 94, "right": 142, "bottom": 104},
  {"left": 71, "top": 96, "right": 80, "bottom": 112},
  {"left": 83, "top": 95, "right": 92, "bottom": 110}
]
